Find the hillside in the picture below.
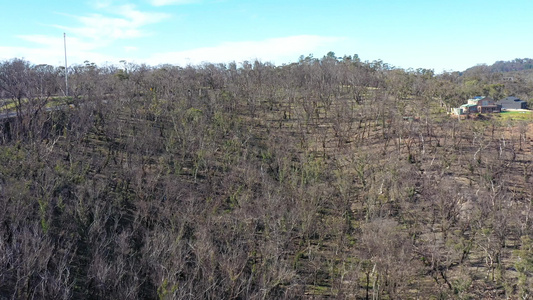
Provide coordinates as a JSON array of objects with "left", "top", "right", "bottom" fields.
[
  {"left": 463, "top": 58, "right": 533, "bottom": 86},
  {"left": 1, "top": 57, "right": 533, "bottom": 299}
]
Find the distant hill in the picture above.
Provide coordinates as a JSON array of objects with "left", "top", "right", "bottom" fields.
[{"left": 464, "top": 58, "right": 533, "bottom": 74}]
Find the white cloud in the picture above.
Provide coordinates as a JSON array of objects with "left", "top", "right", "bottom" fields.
[
  {"left": 150, "top": 0, "right": 199, "bottom": 6},
  {"left": 18, "top": 34, "right": 97, "bottom": 51},
  {"left": 54, "top": 4, "right": 170, "bottom": 43},
  {"left": 2, "top": 3, "right": 172, "bottom": 66},
  {"left": 92, "top": 0, "right": 113, "bottom": 9},
  {"left": 0, "top": 34, "right": 122, "bottom": 66},
  {"left": 145, "top": 35, "right": 344, "bottom": 66},
  {"left": 0, "top": 46, "right": 62, "bottom": 65},
  {"left": 124, "top": 46, "right": 138, "bottom": 52},
  {"left": 3, "top": 33, "right": 347, "bottom": 69}
]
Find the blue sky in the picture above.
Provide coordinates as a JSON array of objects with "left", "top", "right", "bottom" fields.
[{"left": 1, "top": 0, "right": 532, "bottom": 72}]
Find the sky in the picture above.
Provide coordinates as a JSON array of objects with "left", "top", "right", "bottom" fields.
[{"left": 1, "top": 0, "right": 532, "bottom": 72}]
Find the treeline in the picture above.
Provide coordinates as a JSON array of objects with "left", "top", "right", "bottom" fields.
[
  {"left": 0, "top": 55, "right": 533, "bottom": 299},
  {"left": 464, "top": 58, "right": 533, "bottom": 74}
]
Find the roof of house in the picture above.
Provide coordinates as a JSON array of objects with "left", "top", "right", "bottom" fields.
[
  {"left": 498, "top": 96, "right": 525, "bottom": 103},
  {"left": 469, "top": 96, "right": 491, "bottom": 100}
]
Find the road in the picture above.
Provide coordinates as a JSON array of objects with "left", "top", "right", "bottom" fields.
[
  {"left": 0, "top": 104, "right": 74, "bottom": 121},
  {"left": 0, "top": 111, "right": 17, "bottom": 120}
]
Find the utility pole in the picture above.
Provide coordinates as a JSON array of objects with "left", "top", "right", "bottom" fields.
[{"left": 64, "top": 32, "right": 68, "bottom": 97}]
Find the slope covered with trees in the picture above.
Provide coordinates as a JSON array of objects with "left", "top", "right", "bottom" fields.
[
  {"left": 1, "top": 55, "right": 533, "bottom": 299},
  {"left": 465, "top": 58, "right": 533, "bottom": 74}
]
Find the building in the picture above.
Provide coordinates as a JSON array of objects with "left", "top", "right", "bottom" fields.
[
  {"left": 496, "top": 96, "right": 528, "bottom": 110},
  {"left": 467, "top": 96, "right": 501, "bottom": 113},
  {"left": 452, "top": 96, "right": 501, "bottom": 116},
  {"left": 459, "top": 104, "right": 478, "bottom": 114}
]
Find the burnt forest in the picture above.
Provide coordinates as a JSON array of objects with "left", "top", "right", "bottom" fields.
[{"left": 1, "top": 55, "right": 533, "bottom": 299}]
